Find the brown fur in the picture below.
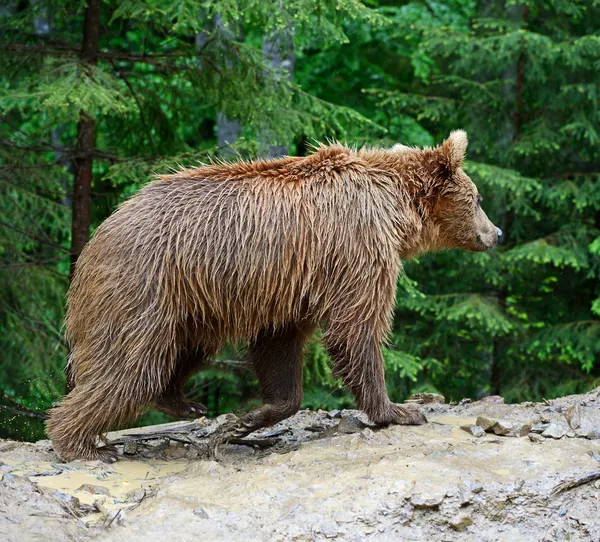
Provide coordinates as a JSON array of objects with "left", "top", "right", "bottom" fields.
[{"left": 47, "top": 130, "right": 499, "bottom": 461}]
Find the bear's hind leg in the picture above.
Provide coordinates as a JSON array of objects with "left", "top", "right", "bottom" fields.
[
  {"left": 153, "top": 348, "right": 208, "bottom": 419},
  {"left": 233, "top": 323, "right": 314, "bottom": 438}
]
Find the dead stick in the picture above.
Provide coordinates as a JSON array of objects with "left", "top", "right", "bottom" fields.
[{"left": 551, "top": 471, "right": 600, "bottom": 496}]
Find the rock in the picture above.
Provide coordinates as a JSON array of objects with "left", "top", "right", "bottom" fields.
[
  {"left": 531, "top": 423, "right": 550, "bottom": 434},
  {"left": 449, "top": 512, "right": 473, "bottom": 531},
  {"left": 542, "top": 423, "right": 567, "bottom": 439},
  {"left": 461, "top": 425, "right": 486, "bottom": 438},
  {"left": 76, "top": 484, "right": 110, "bottom": 496},
  {"left": 476, "top": 416, "right": 497, "bottom": 431},
  {"left": 125, "top": 488, "right": 146, "bottom": 504},
  {"left": 411, "top": 493, "right": 444, "bottom": 509},
  {"left": 465, "top": 481, "right": 483, "bottom": 494},
  {"left": 565, "top": 405, "right": 582, "bottom": 429},
  {"left": 337, "top": 415, "right": 367, "bottom": 434},
  {"left": 586, "top": 429, "right": 600, "bottom": 440},
  {"left": 529, "top": 433, "right": 545, "bottom": 443},
  {"left": 327, "top": 410, "right": 342, "bottom": 419},
  {"left": 406, "top": 393, "right": 445, "bottom": 405},
  {"left": 458, "top": 485, "right": 473, "bottom": 506},
  {"left": 492, "top": 420, "right": 514, "bottom": 436},
  {"left": 458, "top": 398, "right": 472, "bottom": 406},
  {"left": 513, "top": 423, "right": 532, "bottom": 437},
  {"left": 360, "top": 428, "right": 375, "bottom": 440},
  {"left": 123, "top": 441, "right": 138, "bottom": 455}
]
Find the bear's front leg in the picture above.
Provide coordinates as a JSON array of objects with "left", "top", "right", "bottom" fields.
[{"left": 324, "top": 325, "right": 427, "bottom": 427}]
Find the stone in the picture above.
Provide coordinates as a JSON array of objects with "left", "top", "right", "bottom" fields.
[
  {"left": 125, "top": 488, "right": 146, "bottom": 503},
  {"left": 461, "top": 425, "right": 486, "bottom": 438},
  {"left": 513, "top": 423, "right": 532, "bottom": 437},
  {"left": 123, "top": 441, "right": 138, "bottom": 455},
  {"left": 76, "top": 484, "right": 110, "bottom": 496},
  {"left": 542, "top": 423, "right": 567, "bottom": 439},
  {"left": 458, "top": 398, "right": 472, "bottom": 406},
  {"left": 327, "top": 410, "right": 342, "bottom": 419},
  {"left": 531, "top": 423, "right": 550, "bottom": 434},
  {"left": 411, "top": 493, "right": 444, "bottom": 509},
  {"left": 449, "top": 513, "right": 473, "bottom": 531},
  {"left": 337, "top": 415, "right": 367, "bottom": 434},
  {"left": 565, "top": 405, "right": 582, "bottom": 429},
  {"left": 529, "top": 433, "right": 545, "bottom": 443},
  {"left": 476, "top": 416, "right": 497, "bottom": 431},
  {"left": 465, "top": 481, "right": 483, "bottom": 494},
  {"left": 458, "top": 485, "right": 473, "bottom": 506},
  {"left": 492, "top": 420, "right": 514, "bottom": 436},
  {"left": 360, "top": 428, "right": 375, "bottom": 440}
]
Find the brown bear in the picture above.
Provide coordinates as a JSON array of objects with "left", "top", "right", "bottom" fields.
[{"left": 46, "top": 130, "right": 501, "bottom": 462}]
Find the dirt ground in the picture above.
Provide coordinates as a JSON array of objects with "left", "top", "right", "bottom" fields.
[{"left": 2, "top": 389, "right": 600, "bottom": 541}]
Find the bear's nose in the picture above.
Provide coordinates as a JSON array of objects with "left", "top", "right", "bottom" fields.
[{"left": 496, "top": 227, "right": 503, "bottom": 238}]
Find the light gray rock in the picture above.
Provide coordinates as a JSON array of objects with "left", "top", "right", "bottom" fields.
[
  {"left": 542, "top": 423, "right": 567, "bottom": 439},
  {"left": 461, "top": 425, "right": 486, "bottom": 438}
]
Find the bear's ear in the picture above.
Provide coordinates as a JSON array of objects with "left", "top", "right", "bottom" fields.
[{"left": 440, "top": 130, "right": 468, "bottom": 172}]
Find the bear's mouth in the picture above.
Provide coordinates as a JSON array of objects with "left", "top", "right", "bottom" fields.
[{"left": 475, "top": 233, "right": 498, "bottom": 250}]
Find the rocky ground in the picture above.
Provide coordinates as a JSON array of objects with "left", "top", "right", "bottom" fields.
[{"left": 2, "top": 389, "right": 600, "bottom": 541}]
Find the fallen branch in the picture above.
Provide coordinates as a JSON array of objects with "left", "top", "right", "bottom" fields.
[{"left": 551, "top": 471, "right": 600, "bottom": 496}]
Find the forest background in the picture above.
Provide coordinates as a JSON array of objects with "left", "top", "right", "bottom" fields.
[{"left": 1, "top": 0, "right": 598, "bottom": 441}]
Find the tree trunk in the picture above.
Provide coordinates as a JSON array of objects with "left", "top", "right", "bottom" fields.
[
  {"left": 260, "top": 28, "right": 294, "bottom": 158},
  {"left": 65, "top": 0, "right": 100, "bottom": 394},
  {"left": 70, "top": 0, "right": 100, "bottom": 279},
  {"left": 210, "top": 15, "right": 243, "bottom": 157}
]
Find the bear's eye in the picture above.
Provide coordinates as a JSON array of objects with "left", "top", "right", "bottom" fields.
[{"left": 476, "top": 195, "right": 482, "bottom": 206}]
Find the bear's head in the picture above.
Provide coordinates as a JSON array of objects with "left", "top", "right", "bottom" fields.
[{"left": 401, "top": 130, "right": 501, "bottom": 255}]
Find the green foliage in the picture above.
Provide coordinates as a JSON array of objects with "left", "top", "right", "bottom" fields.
[{"left": 1, "top": 0, "right": 599, "bottom": 440}]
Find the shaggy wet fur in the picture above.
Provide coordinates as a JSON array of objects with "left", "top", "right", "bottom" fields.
[{"left": 47, "top": 131, "right": 499, "bottom": 461}]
